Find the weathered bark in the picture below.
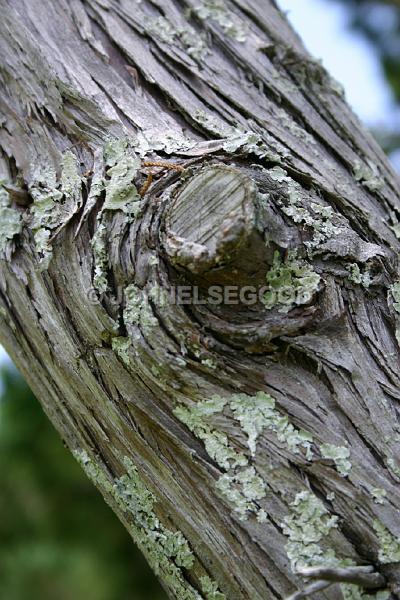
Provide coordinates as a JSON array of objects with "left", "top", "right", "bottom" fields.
[{"left": 1, "top": 1, "right": 400, "bottom": 598}]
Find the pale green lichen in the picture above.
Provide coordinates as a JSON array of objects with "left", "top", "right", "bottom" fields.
[
  {"left": 283, "top": 489, "right": 391, "bottom": 599},
  {"left": 74, "top": 450, "right": 202, "bottom": 600},
  {"left": 320, "top": 444, "right": 352, "bottom": 477},
  {"left": 173, "top": 397, "right": 267, "bottom": 519},
  {"left": 148, "top": 283, "right": 170, "bottom": 309},
  {"left": 229, "top": 391, "right": 313, "bottom": 458},
  {"left": 345, "top": 263, "right": 372, "bottom": 288},
  {"left": 103, "top": 138, "right": 140, "bottom": 216},
  {"left": 342, "top": 586, "right": 389, "bottom": 600},
  {"left": 194, "top": 0, "right": 247, "bottom": 42},
  {"left": 353, "top": 160, "right": 384, "bottom": 193},
  {"left": 257, "top": 509, "right": 268, "bottom": 523},
  {"left": 388, "top": 284, "right": 400, "bottom": 345},
  {"left": 112, "top": 336, "right": 132, "bottom": 366},
  {"left": 28, "top": 153, "right": 83, "bottom": 269},
  {"left": 0, "top": 185, "right": 22, "bottom": 256},
  {"left": 90, "top": 138, "right": 142, "bottom": 293},
  {"left": 373, "top": 520, "right": 400, "bottom": 564},
  {"left": 199, "top": 575, "right": 226, "bottom": 600},
  {"left": 390, "top": 282, "right": 400, "bottom": 313},
  {"left": 267, "top": 167, "right": 341, "bottom": 252},
  {"left": 216, "top": 467, "right": 266, "bottom": 520},
  {"left": 193, "top": 109, "right": 230, "bottom": 136},
  {"left": 390, "top": 215, "right": 400, "bottom": 240},
  {"left": 387, "top": 457, "right": 400, "bottom": 478},
  {"left": 123, "top": 284, "right": 158, "bottom": 333},
  {"left": 222, "top": 129, "right": 266, "bottom": 155},
  {"left": 174, "top": 397, "right": 247, "bottom": 471},
  {"left": 30, "top": 165, "right": 63, "bottom": 269},
  {"left": 276, "top": 108, "right": 316, "bottom": 146},
  {"left": 221, "top": 129, "right": 289, "bottom": 161},
  {"left": 282, "top": 490, "right": 339, "bottom": 571},
  {"left": 135, "top": 128, "right": 196, "bottom": 158},
  {"left": 145, "top": 16, "right": 209, "bottom": 60},
  {"left": 61, "top": 151, "right": 82, "bottom": 211},
  {"left": 263, "top": 250, "right": 321, "bottom": 313},
  {"left": 174, "top": 392, "right": 316, "bottom": 520},
  {"left": 201, "top": 358, "right": 217, "bottom": 370},
  {"left": 91, "top": 222, "right": 109, "bottom": 293},
  {"left": 371, "top": 488, "right": 387, "bottom": 505}
]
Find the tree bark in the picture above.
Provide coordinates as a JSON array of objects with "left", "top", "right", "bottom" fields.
[{"left": 1, "top": 1, "right": 400, "bottom": 599}]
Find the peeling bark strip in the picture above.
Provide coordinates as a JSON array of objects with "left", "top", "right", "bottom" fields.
[{"left": 1, "top": 0, "right": 400, "bottom": 598}]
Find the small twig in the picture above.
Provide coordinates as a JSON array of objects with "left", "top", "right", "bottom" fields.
[
  {"left": 139, "top": 172, "right": 154, "bottom": 197},
  {"left": 139, "top": 161, "right": 186, "bottom": 197},
  {"left": 286, "top": 580, "right": 333, "bottom": 600},
  {"left": 142, "top": 161, "right": 185, "bottom": 172},
  {"left": 285, "top": 565, "right": 387, "bottom": 600},
  {"left": 296, "top": 565, "right": 386, "bottom": 589}
]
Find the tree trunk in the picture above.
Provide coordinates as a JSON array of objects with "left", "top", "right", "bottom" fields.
[{"left": 1, "top": 1, "right": 400, "bottom": 598}]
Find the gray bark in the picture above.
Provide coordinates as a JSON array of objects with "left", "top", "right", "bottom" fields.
[{"left": 1, "top": 1, "right": 400, "bottom": 599}]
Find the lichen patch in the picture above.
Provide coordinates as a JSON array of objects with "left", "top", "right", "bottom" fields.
[{"left": 0, "top": 184, "right": 22, "bottom": 257}]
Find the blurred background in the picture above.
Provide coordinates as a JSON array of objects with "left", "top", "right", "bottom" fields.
[{"left": 1, "top": 1, "right": 399, "bottom": 598}]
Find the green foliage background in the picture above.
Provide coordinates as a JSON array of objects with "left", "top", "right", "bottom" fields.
[
  {"left": 0, "top": 366, "right": 167, "bottom": 600},
  {"left": 0, "top": 1, "right": 399, "bottom": 598}
]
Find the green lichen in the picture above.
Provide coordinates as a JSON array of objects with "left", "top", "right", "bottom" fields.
[
  {"left": 345, "top": 263, "right": 372, "bottom": 288},
  {"left": 193, "top": 110, "right": 229, "bottom": 136},
  {"left": 229, "top": 391, "right": 313, "bottom": 458},
  {"left": 221, "top": 128, "right": 290, "bottom": 162},
  {"left": 342, "top": 586, "right": 390, "bottom": 600},
  {"left": 276, "top": 108, "right": 316, "bottom": 146},
  {"left": 112, "top": 336, "right": 132, "bottom": 366},
  {"left": 390, "top": 283, "right": 400, "bottom": 313},
  {"left": 263, "top": 250, "right": 320, "bottom": 313},
  {"left": 30, "top": 165, "right": 63, "bottom": 269},
  {"left": 148, "top": 283, "right": 170, "bottom": 309},
  {"left": 373, "top": 520, "right": 400, "bottom": 564},
  {"left": 135, "top": 128, "right": 196, "bottom": 158},
  {"left": 283, "top": 490, "right": 391, "bottom": 599},
  {"left": 387, "top": 457, "right": 400, "bottom": 478},
  {"left": 145, "top": 16, "right": 209, "bottom": 60},
  {"left": 74, "top": 450, "right": 202, "bottom": 600},
  {"left": 90, "top": 138, "right": 142, "bottom": 293},
  {"left": 282, "top": 490, "right": 339, "bottom": 571},
  {"left": 199, "top": 576, "right": 226, "bottom": 600},
  {"left": 222, "top": 130, "right": 266, "bottom": 155},
  {"left": 173, "top": 397, "right": 247, "bottom": 470},
  {"left": 123, "top": 284, "right": 158, "bottom": 333},
  {"left": 28, "top": 153, "right": 83, "bottom": 269},
  {"left": 0, "top": 185, "right": 22, "bottom": 256},
  {"left": 353, "top": 160, "right": 384, "bottom": 193},
  {"left": 257, "top": 509, "right": 268, "bottom": 523},
  {"left": 388, "top": 284, "right": 400, "bottom": 345},
  {"left": 201, "top": 358, "right": 217, "bottom": 370},
  {"left": 320, "top": 444, "right": 352, "bottom": 477},
  {"left": 268, "top": 167, "right": 341, "bottom": 252},
  {"left": 61, "top": 151, "right": 82, "bottom": 211},
  {"left": 371, "top": 488, "right": 387, "bottom": 505},
  {"left": 194, "top": 1, "right": 247, "bottom": 42},
  {"left": 91, "top": 222, "right": 108, "bottom": 293},
  {"left": 174, "top": 392, "right": 316, "bottom": 520},
  {"left": 173, "top": 397, "right": 267, "bottom": 519},
  {"left": 103, "top": 138, "right": 140, "bottom": 216},
  {"left": 216, "top": 467, "right": 266, "bottom": 520}
]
